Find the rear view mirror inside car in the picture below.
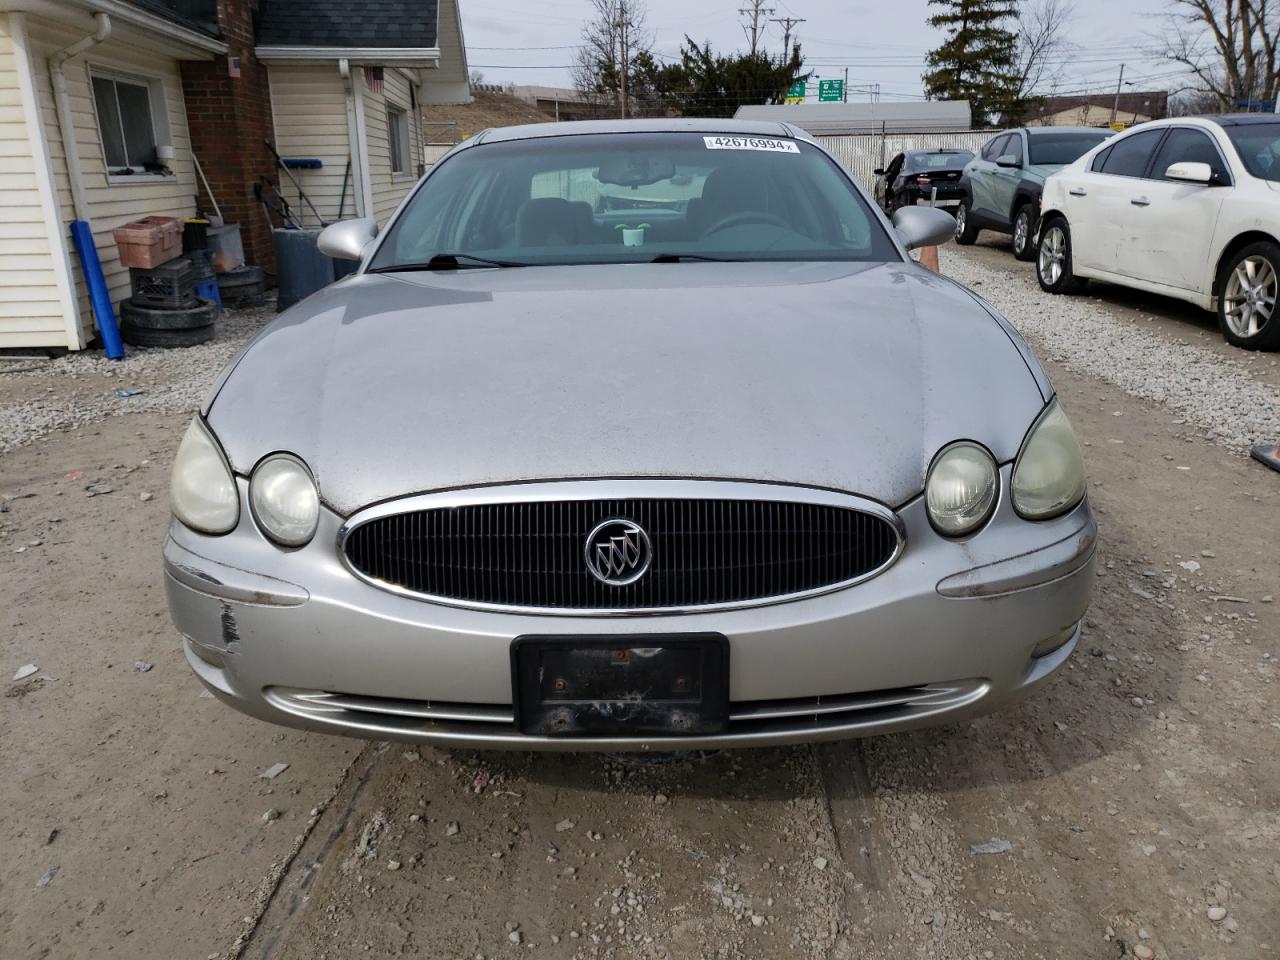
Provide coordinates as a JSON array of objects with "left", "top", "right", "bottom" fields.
[{"left": 596, "top": 154, "right": 677, "bottom": 187}]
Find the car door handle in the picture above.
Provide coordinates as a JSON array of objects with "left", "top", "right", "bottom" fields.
[
  {"left": 1068, "top": 188, "right": 1087, "bottom": 197},
  {"left": 1130, "top": 196, "right": 1150, "bottom": 207}
]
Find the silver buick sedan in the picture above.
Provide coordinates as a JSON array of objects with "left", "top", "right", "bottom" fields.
[{"left": 164, "top": 119, "right": 1096, "bottom": 751}]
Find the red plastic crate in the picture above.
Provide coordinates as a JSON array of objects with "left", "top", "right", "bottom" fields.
[{"left": 112, "top": 216, "right": 182, "bottom": 269}]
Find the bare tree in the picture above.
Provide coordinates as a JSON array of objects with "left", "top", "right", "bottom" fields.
[
  {"left": 1015, "top": 0, "right": 1075, "bottom": 98},
  {"left": 1159, "top": 0, "right": 1280, "bottom": 108},
  {"left": 573, "top": 0, "right": 654, "bottom": 117}
]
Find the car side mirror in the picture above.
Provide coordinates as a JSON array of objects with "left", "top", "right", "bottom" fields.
[
  {"left": 873, "top": 167, "right": 886, "bottom": 176},
  {"left": 995, "top": 154, "right": 1020, "bottom": 168},
  {"left": 318, "top": 218, "right": 378, "bottom": 262},
  {"left": 892, "top": 205, "right": 955, "bottom": 251},
  {"left": 1164, "top": 161, "right": 1213, "bottom": 184}
]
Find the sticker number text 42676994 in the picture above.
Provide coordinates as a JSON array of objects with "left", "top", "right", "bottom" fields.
[{"left": 703, "top": 136, "right": 800, "bottom": 154}]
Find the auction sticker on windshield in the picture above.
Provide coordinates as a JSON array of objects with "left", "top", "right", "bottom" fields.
[{"left": 703, "top": 136, "right": 800, "bottom": 153}]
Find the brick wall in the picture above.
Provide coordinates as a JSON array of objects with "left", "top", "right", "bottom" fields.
[{"left": 180, "top": 0, "right": 277, "bottom": 277}]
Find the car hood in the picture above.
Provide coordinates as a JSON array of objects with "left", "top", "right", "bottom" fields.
[{"left": 208, "top": 261, "right": 1047, "bottom": 515}]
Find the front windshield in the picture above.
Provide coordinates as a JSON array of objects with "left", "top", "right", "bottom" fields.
[
  {"left": 1028, "top": 131, "right": 1111, "bottom": 165},
  {"left": 1223, "top": 121, "right": 1280, "bottom": 182},
  {"left": 368, "top": 132, "right": 900, "bottom": 268},
  {"left": 905, "top": 151, "right": 972, "bottom": 171}
]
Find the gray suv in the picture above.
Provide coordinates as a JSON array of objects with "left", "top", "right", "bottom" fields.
[{"left": 956, "top": 127, "right": 1112, "bottom": 259}]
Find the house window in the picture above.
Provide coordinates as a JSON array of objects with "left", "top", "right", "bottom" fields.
[
  {"left": 387, "top": 104, "right": 410, "bottom": 175},
  {"left": 91, "top": 71, "right": 165, "bottom": 175}
]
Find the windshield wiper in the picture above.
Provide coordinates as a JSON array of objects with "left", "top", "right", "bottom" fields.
[
  {"left": 649, "top": 253, "right": 744, "bottom": 263},
  {"left": 368, "top": 253, "right": 526, "bottom": 273}
]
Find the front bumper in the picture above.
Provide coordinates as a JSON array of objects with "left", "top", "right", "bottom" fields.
[{"left": 164, "top": 474, "right": 1096, "bottom": 751}]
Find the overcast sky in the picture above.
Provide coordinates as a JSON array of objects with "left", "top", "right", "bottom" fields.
[{"left": 461, "top": 0, "right": 1189, "bottom": 104}]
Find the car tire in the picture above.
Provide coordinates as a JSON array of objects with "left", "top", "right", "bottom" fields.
[
  {"left": 1035, "top": 218, "right": 1087, "bottom": 294},
  {"left": 1217, "top": 241, "right": 1280, "bottom": 350},
  {"left": 1011, "top": 205, "right": 1036, "bottom": 261},
  {"left": 120, "top": 297, "right": 218, "bottom": 331},
  {"left": 954, "top": 201, "right": 979, "bottom": 245},
  {"left": 119, "top": 317, "right": 215, "bottom": 348}
]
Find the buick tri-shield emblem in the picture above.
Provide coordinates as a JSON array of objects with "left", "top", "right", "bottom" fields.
[{"left": 584, "top": 519, "right": 652, "bottom": 586}]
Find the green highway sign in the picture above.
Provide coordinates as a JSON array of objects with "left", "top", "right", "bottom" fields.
[
  {"left": 818, "top": 79, "right": 843, "bottom": 102},
  {"left": 785, "top": 80, "right": 806, "bottom": 103}
]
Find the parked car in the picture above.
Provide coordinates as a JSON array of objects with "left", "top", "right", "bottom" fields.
[
  {"left": 164, "top": 119, "right": 1095, "bottom": 751},
  {"left": 1036, "top": 115, "right": 1280, "bottom": 350},
  {"left": 956, "top": 127, "right": 1113, "bottom": 260},
  {"left": 873, "top": 148, "right": 974, "bottom": 213}
]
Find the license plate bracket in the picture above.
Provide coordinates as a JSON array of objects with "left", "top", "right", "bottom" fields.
[{"left": 511, "top": 634, "right": 729, "bottom": 737}]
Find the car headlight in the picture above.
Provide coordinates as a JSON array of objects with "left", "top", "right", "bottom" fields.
[
  {"left": 170, "top": 418, "right": 239, "bottom": 534},
  {"left": 249, "top": 453, "right": 319, "bottom": 547},
  {"left": 1012, "top": 399, "right": 1086, "bottom": 519},
  {"left": 926, "top": 441, "right": 999, "bottom": 537}
]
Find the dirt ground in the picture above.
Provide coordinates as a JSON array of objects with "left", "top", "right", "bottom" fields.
[{"left": 3, "top": 256, "right": 1279, "bottom": 959}]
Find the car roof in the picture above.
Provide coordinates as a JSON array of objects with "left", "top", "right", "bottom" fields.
[
  {"left": 474, "top": 117, "right": 814, "bottom": 145},
  {"left": 905, "top": 147, "right": 972, "bottom": 154},
  {"left": 1021, "top": 126, "right": 1112, "bottom": 135},
  {"left": 1200, "top": 113, "right": 1280, "bottom": 127}
]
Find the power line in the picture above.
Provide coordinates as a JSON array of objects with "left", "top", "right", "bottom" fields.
[
  {"left": 738, "top": 0, "right": 776, "bottom": 57},
  {"left": 769, "top": 15, "right": 806, "bottom": 56}
]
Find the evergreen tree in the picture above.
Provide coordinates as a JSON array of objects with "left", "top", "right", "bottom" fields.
[
  {"left": 643, "top": 37, "right": 807, "bottom": 118},
  {"left": 923, "top": 0, "right": 1026, "bottom": 124}
]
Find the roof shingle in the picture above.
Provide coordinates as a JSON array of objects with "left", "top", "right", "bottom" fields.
[{"left": 255, "top": 0, "right": 439, "bottom": 49}]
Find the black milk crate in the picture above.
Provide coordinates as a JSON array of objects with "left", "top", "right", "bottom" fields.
[
  {"left": 186, "top": 248, "right": 215, "bottom": 281},
  {"left": 129, "top": 258, "right": 195, "bottom": 309}
]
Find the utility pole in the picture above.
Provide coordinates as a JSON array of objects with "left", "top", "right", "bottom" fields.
[
  {"left": 616, "top": 3, "right": 629, "bottom": 119},
  {"left": 739, "top": 0, "right": 776, "bottom": 57},
  {"left": 843, "top": 66, "right": 848, "bottom": 103},
  {"left": 1109, "top": 63, "right": 1125, "bottom": 125},
  {"left": 769, "top": 15, "right": 804, "bottom": 58}
]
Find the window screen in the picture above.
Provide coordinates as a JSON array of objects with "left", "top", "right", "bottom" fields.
[
  {"left": 388, "top": 105, "right": 410, "bottom": 175},
  {"left": 92, "top": 74, "right": 157, "bottom": 171}
]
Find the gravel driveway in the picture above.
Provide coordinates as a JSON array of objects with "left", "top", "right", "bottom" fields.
[
  {"left": 941, "top": 247, "right": 1280, "bottom": 453},
  {"left": 0, "top": 303, "right": 273, "bottom": 453}
]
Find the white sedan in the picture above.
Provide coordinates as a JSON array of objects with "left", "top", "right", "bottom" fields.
[{"left": 1036, "top": 115, "right": 1280, "bottom": 350}]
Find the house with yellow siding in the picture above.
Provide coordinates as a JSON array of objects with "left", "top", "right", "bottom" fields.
[{"left": 0, "top": 0, "right": 469, "bottom": 352}]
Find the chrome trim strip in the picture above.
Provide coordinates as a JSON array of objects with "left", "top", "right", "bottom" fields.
[
  {"left": 268, "top": 680, "right": 984, "bottom": 732},
  {"left": 335, "top": 479, "right": 907, "bottom": 617},
  {"left": 728, "top": 683, "right": 978, "bottom": 722},
  {"left": 261, "top": 680, "right": 992, "bottom": 751},
  {"left": 278, "top": 689, "right": 514, "bottom": 725}
]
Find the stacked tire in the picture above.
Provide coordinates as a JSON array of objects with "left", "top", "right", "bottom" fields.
[{"left": 120, "top": 297, "right": 219, "bottom": 348}]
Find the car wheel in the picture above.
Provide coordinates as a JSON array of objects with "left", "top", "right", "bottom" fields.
[
  {"left": 1218, "top": 241, "right": 1280, "bottom": 350},
  {"left": 954, "top": 202, "right": 979, "bottom": 245},
  {"left": 121, "top": 297, "right": 218, "bottom": 331},
  {"left": 1012, "top": 205, "right": 1036, "bottom": 261},
  {"left": 120, "top": 317, "right": 215, "bottom": 348},
  {"left": 1035, "top": 218, "right": 1087, "bottom": 294}
]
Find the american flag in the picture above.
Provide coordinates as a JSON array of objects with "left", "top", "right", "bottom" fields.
[{"left": 365, "top": 66, "right": 384, "bottom": 94}]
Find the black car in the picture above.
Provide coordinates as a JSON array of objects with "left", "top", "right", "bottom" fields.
[{"left": 873, "top": 149, "right": 975, "bottom": 213}]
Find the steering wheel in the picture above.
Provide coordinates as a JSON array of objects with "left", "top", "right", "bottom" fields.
[{"left": 700, "top": 210, "right": 791, "bottom": 237}]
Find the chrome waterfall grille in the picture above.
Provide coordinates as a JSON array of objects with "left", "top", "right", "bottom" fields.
[{"left": 341, "top": 492, "right": 902, "bottom": 613}]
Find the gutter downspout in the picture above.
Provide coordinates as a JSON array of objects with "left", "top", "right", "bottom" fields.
[
  {"left": 50, "top": 12, "right": 124, "bottom": 358},
  {"left": 339, "top": 58, "right": 374, "bottom": 221}
]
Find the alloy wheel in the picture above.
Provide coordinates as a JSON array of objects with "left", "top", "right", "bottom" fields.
[
  {"left": 1222, "top": 255, "right": 1277, "bottom": 338},
  {"left": 1038, "top": 226, "right": 1065, "bottom": 286},
  {"left": 1014, "top": 212, "right": 1029, "bottom": 255},
  {"left": 955, "top": 207, "right": 966, "bottom": 239}
]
